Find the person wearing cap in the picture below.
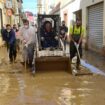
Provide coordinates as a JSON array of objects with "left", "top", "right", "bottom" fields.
[{"left": 69, "top": 18, "right": 85, "bottom": 71}]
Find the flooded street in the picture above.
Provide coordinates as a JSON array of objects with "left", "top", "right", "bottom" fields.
[{"left": 0, "top": 47, "right": 105, "bottom": 105}]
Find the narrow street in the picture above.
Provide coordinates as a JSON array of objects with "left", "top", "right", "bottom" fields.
[
  {"left": 0, "top": 46, "right": 105, "bottom": 105},
  {"left": 0, "top": 0, "right": 105, "bottom": 104}
]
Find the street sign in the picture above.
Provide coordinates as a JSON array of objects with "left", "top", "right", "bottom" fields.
[
  {"left": 6, "top": 0, "right": 12, "bottom": 9},
  {"left": 6, "top": 9, "right": 12, "bottom": 16}
]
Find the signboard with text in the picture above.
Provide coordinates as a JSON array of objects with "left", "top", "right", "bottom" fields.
[{"left": 6, "top": 9, "right": 12, "bottom": 16}]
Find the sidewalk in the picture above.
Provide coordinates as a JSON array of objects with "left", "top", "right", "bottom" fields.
[{"left": 83, "top": 50, "right": 105, "bottom": 72}]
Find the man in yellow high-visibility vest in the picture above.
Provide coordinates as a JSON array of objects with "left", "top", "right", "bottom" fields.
[{"left": 69, "top": 18, "right": 85, "bottom": 71}]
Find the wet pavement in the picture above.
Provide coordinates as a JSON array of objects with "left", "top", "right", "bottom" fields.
[
  {"left": 83, "top": 50, "right": 105, "bottom": 72},
  {"left": 0, "top": 47, "right": 105, "bottom": 105}
]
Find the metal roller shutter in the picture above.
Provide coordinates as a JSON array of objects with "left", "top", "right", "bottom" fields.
[{"left": 88, "top": 2, "right": 103, "bottom": 49}]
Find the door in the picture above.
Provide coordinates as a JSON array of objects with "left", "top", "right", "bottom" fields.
[{"left": 88, "top": 2, "right": 103, "bottom": 50}]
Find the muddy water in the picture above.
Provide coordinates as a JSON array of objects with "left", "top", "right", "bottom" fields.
[{"left": 0, "top": 47, "right": 105, "bottom": 105}]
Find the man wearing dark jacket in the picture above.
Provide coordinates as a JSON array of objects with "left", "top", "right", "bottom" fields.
[
  {"left": 41, "top": 21, "right": 58, "bottom": 49},
  {"left": 60, "top": 21, "right": 68, "bottom": 50},
  {"left": 3, "top": 24, "right": 17, "bottom": 63}
]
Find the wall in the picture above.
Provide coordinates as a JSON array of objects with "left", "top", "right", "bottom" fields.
[
  {"left": 0, "top": 3, "right": 3, "bottom": 28},
  {"left": 0, "top": 1, "right": 4, "bottom": 44},
  {"left": 103, "top": 1, "right": 105, "bottom": 46},
  {"left": 60, "top": 0, "right": 73, "bottom": 8},
  {"left": 48, "top": 0, "right": 60, "bottom": 14},
  {"left": 60, "top": 0, "right": 80, "bottom": 28},
  {"left": 42, "top": 0, "right": 51, "bottom": 14},
  {"left": 0, "top": 2, "right": 9, "bottom": 26}
]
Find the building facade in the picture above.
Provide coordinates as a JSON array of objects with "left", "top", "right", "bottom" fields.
[
  {"left": 0, "top": 0, "right": 23, "bottom": 45},
  {"left": 0, "top": 0, "right": 23, "bottom": 28},
  {"left": 50, "top": 0, "right": 105, "bottom": 54},
  {"left": 37, "top": 0, "right": 42, "bottom": 14},
  {"left": 17, "top": 0, "right": 23, "bottom": 26},
  {"left": 60, "top": 0, "right": 105, "bottom": 53},
  {"left": 0, "top": 0, "right": 7, "bottom": 28},
  {"left": 49, "top": 0, "right": 60, "bottom": 14}
]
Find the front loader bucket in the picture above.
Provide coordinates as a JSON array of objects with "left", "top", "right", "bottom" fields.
[{"left": 36, "top": 56, "right": 71, "bottom": 73}]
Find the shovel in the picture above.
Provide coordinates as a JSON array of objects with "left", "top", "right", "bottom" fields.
[
  {"left": 74, "top": 42, "right": 81, "bottom": 64},
  {"left": 72, "top": 42, "right": 81, "bottom": 76}
]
